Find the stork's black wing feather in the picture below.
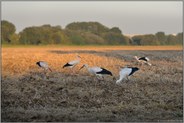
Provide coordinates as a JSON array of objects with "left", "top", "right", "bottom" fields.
[
  {"left": 63, "top": 63, "right": 73, "bottom": 68},
  {"left": 139, "top": 57, "right": 148, "bottom": 61},
  {"left": 36, "top": 61, "right": 42, "bottom": 67},
  {"left": 96, "top": 68, "right": 113, "bottom": 76},
  {"left": 128, "top": 67, "right": 139, "bottom": 76}
]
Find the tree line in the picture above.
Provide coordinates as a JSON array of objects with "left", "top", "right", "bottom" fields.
[{"left": 1, "top": 20, "right": 183, "bottom": 45}]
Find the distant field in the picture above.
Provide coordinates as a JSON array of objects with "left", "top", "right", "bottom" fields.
[
  {"left": 2, "top": 46, "right": 183, "bottom": 122},
  {"left": 2, "top": 45, "right": 183, "bottom": 50}
]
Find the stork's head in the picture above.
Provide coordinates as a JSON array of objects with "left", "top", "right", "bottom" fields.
[
  {"left": 36, "top": 61, "right": 41, "bottom": 66},
  {"left": 36, "top": 62, "right": 39, "bottom": 65},
  {"left": 76, "top": 53, "right": 81, "bottom": 59},
  {"left": 134, "top": 56, "right": 139, "bottom": 60},
  {"left": 77, "top": 55, "right": 81, "bottom": 58}
]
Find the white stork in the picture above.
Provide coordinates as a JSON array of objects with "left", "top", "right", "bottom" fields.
[
  {"left": 36, "top": 61, "right": 52, "bottom": 72},
  {"left": 63, "top": 55, "right": 81, "bottom": 68},
  {"left": 79, "top": 64, "right": 113, "bottom": 78},
  {"left": 134, "top": 56, "right": 152, "bottom": 66},
  {"left": 116, "top": 66, "right": 139, "bottom": 84}
]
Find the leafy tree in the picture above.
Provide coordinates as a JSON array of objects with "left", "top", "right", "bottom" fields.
[
  {"left": 66, "top": 22, "right": 109, "bottom": 35},
  {"left": 3, "top": 20, "right": 181, "bottom": 46},
  {"left": 19, "top": 25, "right": 69, "bottom": 45},
  {"left": 155, "top": 32, "right": 167, "bottom": 45},
  {"left": 65, "top": 30, "right": 86, "bottom": 45},
  {"left": 122, "top": 36, "right": 131, "bottom": 45},
  {"left": 176, "top": 32, "right": 183, "bottom": 45},
  {"left": 141, "top": 34, "right": 159, "bottom": 45},
  {"left": 132, "top": 34, "right": 159, "bottom": 45},
  {"left": 102, "top": 32, "right": 127, "bottom": 45},
  {"left": 9, "top": 33, "right": 20, "bottom": 44},
  {"left": 110, "top": 27, "right": 122, "bottom": 34},
  {"left": 51, "top": 32, "right": 62, "bottom": 44},
  {"left": 132, "top": 35, "right": 143, "bottom": 45},
  {"left": 82, "top": 32, "right": 105, "bottom": 44},
  {"left": 1, "top": 20, "right": 16, "bottom": 44},
  {"left": 65, "top": 22, "right": 129, "bottom": 45},
  {"left": 166, "top": 34, "right": 177, "bottom": 45}
]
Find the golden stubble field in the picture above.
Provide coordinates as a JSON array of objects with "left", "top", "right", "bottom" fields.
[{"left": 1, "top": 46, "right": 183, "bottom": 122}]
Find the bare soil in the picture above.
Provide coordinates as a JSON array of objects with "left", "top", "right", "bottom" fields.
[{"left": 1, "top": 48, "right": 183, "bottom": 122}]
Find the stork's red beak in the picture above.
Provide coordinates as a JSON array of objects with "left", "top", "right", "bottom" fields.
[
  {"left": 48, "top": 68, "right": 52, "bottom": 72},
  {"left": 79, "top": 65, "right": 85, "bottom": 70}
]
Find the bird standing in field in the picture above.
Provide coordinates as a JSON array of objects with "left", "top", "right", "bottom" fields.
[
  {"left": 79, "top": 64, "right": 113, "bottom": 78},
  {"left": 63, "top": 54, "right": 81, "bottom": 74},
  {"left": 80, "top": 64, "right": 113, "bottom": 88},
  {"left": 134, "top": 56, "right": 152, "bottom": 66},
  {"left": 63, "top": 54, "right": 81, "bottom": 68},
  {"left": 36, "top": 61, "right": 52, "bottom": 72},
  {"left": 116, "top": 66, "right": 139, "bottom": 84}
]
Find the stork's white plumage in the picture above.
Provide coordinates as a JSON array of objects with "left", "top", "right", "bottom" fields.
[
  {"left": 116, "top": 66, "right": 139, "bottom": 84},
  {"left": 63, "top": 55, "right": 81, "bottom": 68},
  {"left": 134, "top": 56, "right": 151, "bottom": 66},
  {"left": 80, "top": 64, "right": 113, "bottom": 77},
  {"left": 36, "top": 61, "right": 52, "bottom": 72}
]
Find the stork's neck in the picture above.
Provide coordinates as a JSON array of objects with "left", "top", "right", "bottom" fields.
[
  {"left": 135, "top": 56, "right": 139, "bottom": 61},
  {"left": 84, "top": 64, "right": 89, "bottom": 70},
  {"left": 77, "top": 58, "right": 81, "bottom": 61},
  {"left": 85, "top": 64, "right": 89, "bottom": 68},
  {"left": 76, "top": 56, "right": 81, "bottom": 61}
]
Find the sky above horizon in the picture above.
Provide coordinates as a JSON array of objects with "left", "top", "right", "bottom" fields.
[{"left": 1, "top": 1, "right": 183, "bottom": 35}]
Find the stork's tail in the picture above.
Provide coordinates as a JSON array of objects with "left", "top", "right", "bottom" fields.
[{"left": 147, "top": 62, "right": 152, "bottom": 66}]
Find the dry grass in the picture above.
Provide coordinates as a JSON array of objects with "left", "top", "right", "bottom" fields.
[{"left": 1, "top": 46, "right": 183, "bottom": 122}]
